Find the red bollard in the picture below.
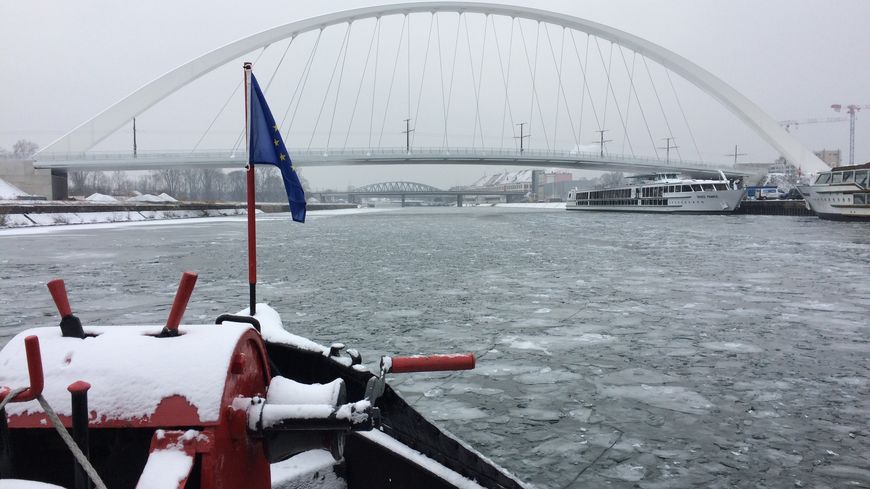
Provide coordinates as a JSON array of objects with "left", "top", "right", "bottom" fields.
[
  {"left": 47, "top": 279, "right": 73, "bottom": 317},
  {"left": 11, "top": 336, "right": 44, "bottom": 403},
  {"left": 46, "top": 279, "right": 85, "bottom": 338},
  {"left": 161, "top": 272, "right": 198, "bottom": 337}
]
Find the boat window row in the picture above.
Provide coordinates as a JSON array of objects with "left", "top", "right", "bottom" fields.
[
  {"left": 643, "top": 184, "right": 728, "bottom": 196},
  {"left": 575, "top": 199, "right": 637, "bottom": 206},
  {"left": 573, "top": 198, "right": 670, "bottom": 206},
  {"left": 855, "top": 194, "right": 870, "bottom": 205},
  {"left": 817, "top": 170, "right": 870, "bottom": 187}
]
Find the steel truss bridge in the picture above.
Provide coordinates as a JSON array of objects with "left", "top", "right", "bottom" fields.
[
  {"left": 313, "top": 180, "right": 526, "bottom": 206},
  {"left": 34, "top": 2, "right": 829, "bottom": 186}
]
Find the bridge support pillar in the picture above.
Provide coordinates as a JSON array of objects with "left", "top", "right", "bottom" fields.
[
  {"left": 457, "top": 195, "right": 463, "bottom": 207},
  {"left": 401, "top": 195, "right": 405, "bottom": 207}
]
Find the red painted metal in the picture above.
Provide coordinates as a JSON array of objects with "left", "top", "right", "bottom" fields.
[
  {"left": 47, "top": 279, "right": 73, "bottom": 317},
  {"left": 388, "top": 353, "right": 476, "bottom": 374},
  {"left": 199, "top": 329, "right": 271, "bottom": 489},
  {"left": 164, "top": 271, "right": 198, "bottom": 332},
  {"left": 138, "top": 430, "right": 207, "bottom": 489},
  {"left": 10, "top": 336, "right": 45, "bottom": 403},
  {"left": 67, "top": 381, "right": 91, "bottom": 394},
  {"left": 5, "top": 321, "right": 273, "bottom": 487},
  {"left": 245, "top": 63, "right": 257, "bottom": 298}
]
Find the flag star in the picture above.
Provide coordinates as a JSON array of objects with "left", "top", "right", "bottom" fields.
[
  {"left": 279, "top": 153, "right": 286, "bottom": 161},
  {"left": 273, "top": 139, "right": 279, "bottom": 147},
  {"left": 272, "top": 123, "right": 279, "bottom": 132}
]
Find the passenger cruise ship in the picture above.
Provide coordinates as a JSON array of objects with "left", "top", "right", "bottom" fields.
[
  {"left": 796, "top": 163, "right": 870, "bottom": 220},
  {"left": 566, "top": 172, "right": 746, "bottom": 213}
]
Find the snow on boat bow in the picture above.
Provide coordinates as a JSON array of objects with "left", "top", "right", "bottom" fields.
[{"left": 0, "top": 274, "right": 528, "bottom": 489}]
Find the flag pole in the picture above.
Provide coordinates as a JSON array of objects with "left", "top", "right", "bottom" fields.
[{"left": 243, "top": 62, "right": 256, "bottom": 316}]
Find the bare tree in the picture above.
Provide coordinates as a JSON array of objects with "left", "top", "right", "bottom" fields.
[
  {"left": 597, "top": 172, "right": 624, "bottom": 189},
  {"left": 12, "top": 140, "right": 39, "bottom": 159},
  {"left": 69, "top": 171, "right": 91, "bottom": 196},
  {"left": 200, "top": 169, "right": 223, "bottom": 201},
  {"left": 153, "top": 169, "right": 186, "bottom": 197}
]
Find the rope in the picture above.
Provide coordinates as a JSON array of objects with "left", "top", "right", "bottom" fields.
[
  {"left": 665, "top": 66, "right": 703, "bottom": 162},
  {"left": 343, "top": 19, "right": 380, "bottom": 150},
  {"left": 569, "top": 31, "right": 601, "bottom": 137},
  {"left": 410, "top": 14, "right": 435, "bottom": 146},
  {"left": 642, "top": 55, "right": 679, "bottom": 160},
  {"left": 618, "top": 45, "right": 658, "bottom": 159},
  {"left": 326, "top": 22, "right": 354, "bottom": 149},
  {"left": 377, "top": 15, "right": 408, "bottom": 148},
  {"left": 308, "top": 23, "right": 352, "bottom": 150},
  {"left": 518, "top": 20, "right": 550, "bottom": 150},
  {"left": 281, "top": 28, "right": 324, "bottom": 137},
  {"left": 407, "top": 14, "right": 412, "bottom": 124},
  {"left": 37, "top": 395, "right": 108, "bottom": 489},
  {"left": 545, "top": 25, "right": 579, "bottom": 149},
  {"left": 0, "top": 388, "right": 25, "bottom": 412},
  {"left": 594, "top": 38, "right": 634, "bottom": 157},
  {"left": 492, "top": 16, "right": 515, "bottom": 149},
  {"left": 215, "top": 47, "right": 266, "bottom": 155},
  {"left": 441, "top": 13, "right": 463, "bottom": 149},
  {"left": 435, "top": 14, "right": 448, "bottom": 150},
  {"left": 369, "top": 18, "right": 381, "bottom": 150},
  {"left": 464, "top": 14, "right": 487, "bottom": 148}
]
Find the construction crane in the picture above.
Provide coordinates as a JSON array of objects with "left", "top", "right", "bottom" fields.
[
  {"left": 779, "top": 117, "right": 848, "bottom": 132},
  {"left": 831, "top": 104, "right": 870, "bottom": 165}
]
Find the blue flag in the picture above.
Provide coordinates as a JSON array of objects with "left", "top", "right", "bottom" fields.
[{"left": 249, "top": 73, "right": 306, "bottom": 223}]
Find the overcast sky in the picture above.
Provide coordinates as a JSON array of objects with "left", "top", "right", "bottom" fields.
[{"left": 1, "top": 0, "right": 868, "bottom": 189}]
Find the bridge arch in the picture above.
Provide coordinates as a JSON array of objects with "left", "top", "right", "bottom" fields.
[
  {"left": 354, "top": 181, "right": 443, "bottom": 193},
  {"left": 39, "top": 2, "right": 827, "bottom": 173}
]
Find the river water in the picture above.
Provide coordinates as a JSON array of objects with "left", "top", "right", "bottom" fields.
[{"left": 1, "top": 207, "right": 868, "bottom": 488}]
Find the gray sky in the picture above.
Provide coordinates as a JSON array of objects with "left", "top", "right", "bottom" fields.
[{"left": 1, "top": 0, "right": 868, "bottom": 189}]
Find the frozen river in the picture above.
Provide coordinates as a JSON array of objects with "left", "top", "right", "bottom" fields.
[{"left": 1, "top": 207, "right": 868, "bottom": 488}]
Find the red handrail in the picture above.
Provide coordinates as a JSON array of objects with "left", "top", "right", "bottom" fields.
[{"left": 386, "top": 353, "right": 475, "bottom": 374}]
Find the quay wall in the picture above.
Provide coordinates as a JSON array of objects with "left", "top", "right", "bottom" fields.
[{"left": 735, "top": 200, "right": 815, "bottom": 216}]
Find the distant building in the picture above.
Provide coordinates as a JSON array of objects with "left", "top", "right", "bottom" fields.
[
  {"left": 459, "top": 169, "right": 577, "bottom": 202},
  {"left": 814, "top": 149, "right": 841, "bottom": 168}
]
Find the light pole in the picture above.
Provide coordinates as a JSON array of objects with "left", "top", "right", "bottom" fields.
[
  {"left": 658, "top": 137, "right": 678, "bottom": 164},
  {"left": 514, "top": 122, "right": 530, "bottom": 153},
  {"left": 594, "top": 129, "right": 612, "bottom": 157},
  {"left": 402, "top": 118, "right": 414, "bottom": 153}
]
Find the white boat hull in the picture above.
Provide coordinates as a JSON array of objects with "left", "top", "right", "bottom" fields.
[
  {"left": 797, "top": 184, "right": 870, "bottom": 220},
  {"left": 566, "top": 189, "right": 745, "bottom": 213}
]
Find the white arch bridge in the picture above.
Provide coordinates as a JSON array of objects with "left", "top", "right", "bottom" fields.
[{"left": 34, "top": 2, "right": 827, "bottom": 181}]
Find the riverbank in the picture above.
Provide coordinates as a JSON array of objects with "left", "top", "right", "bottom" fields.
[{"left": 0, "top": 201, "right": 358, "bottom": 228}]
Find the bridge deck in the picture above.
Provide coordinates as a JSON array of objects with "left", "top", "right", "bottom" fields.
[{"left": 34, "top": 147, "right": 747, "bottom": 178}]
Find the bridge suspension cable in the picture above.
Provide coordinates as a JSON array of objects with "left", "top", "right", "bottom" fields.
[{"left": 36, "top": 2, "right": 829, "bottom": 174}]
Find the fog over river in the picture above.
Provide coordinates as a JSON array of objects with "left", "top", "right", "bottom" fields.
[{"left": 1, "top": 207, "right": 868, "bottom": 488}]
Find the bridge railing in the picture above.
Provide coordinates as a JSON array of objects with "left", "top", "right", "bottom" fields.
[{"left": 36, "top": 146, "right": 721, "bottom": 170}]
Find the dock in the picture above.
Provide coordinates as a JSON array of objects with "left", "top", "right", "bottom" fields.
[{"left": 735, "top": 199, "right": 814, "bottom": 216}]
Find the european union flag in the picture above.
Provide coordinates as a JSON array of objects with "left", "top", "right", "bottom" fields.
[{"left": 249, "top": 73, "right": 306, "bottom": 223}]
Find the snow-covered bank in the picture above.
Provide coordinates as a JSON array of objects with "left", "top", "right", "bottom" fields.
[
  {"left": 0, "top": 208, "right": 246, "bottom": 229},
  {"left": 0, "top": 178, "right": 29, "bottom": 199},
  {"left": 0, "top": 206, "right": 394, "bottom": 236}
]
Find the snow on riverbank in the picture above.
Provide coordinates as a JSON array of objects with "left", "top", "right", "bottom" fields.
[
  {"left": 0, "top": 206, "right": 392, "bottom": 236},
  {"left": 0, "top": 178, "right": 28, "bottom": 199},
  {"left": 0, "top": 208, "right": 246, "bottom": 230}
]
